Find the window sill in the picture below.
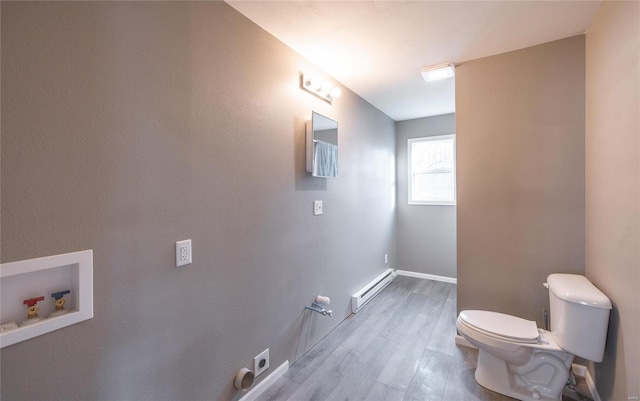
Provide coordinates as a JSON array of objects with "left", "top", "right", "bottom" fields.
[{"left": 408, "top": 201, "right": 456, "bottom": 206}]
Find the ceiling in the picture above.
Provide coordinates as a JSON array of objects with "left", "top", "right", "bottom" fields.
[{"left": 227, "top": 1, "right": 601, "bottom": 122}]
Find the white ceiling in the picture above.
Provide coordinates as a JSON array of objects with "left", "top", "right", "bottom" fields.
[{"left": 227, "top": 1, "right": 601, "bottom": 121}]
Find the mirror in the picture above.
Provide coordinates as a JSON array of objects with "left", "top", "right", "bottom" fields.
[{"left": 306, "top": 112, "right": 338, "bottom": 178}]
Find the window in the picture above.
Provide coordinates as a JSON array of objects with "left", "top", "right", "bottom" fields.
[{"left": 408, "top": 134, "right": 456, "bottom": 205}]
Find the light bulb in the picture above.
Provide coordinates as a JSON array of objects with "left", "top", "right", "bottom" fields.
[
  {"left": 320, "top": 81, "right": 332, "bottom": 94},
  {"left": 310, "top": 75, "right": 323, "bottom": 91}
]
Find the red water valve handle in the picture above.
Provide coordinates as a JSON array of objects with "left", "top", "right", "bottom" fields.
[{"left": 23, "top": 296, "right": 45, "bottom": 307}]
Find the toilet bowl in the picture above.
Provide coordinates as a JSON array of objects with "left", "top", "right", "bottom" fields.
[
  {"left": 457, "top": 274, "right": 611, "bottom": 401},
  {"left": 457, "top": 310, "right": 573, "bottom": 401}
]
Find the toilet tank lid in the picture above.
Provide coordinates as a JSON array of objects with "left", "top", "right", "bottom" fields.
[{"left": 547, "top": 274, "right": 612, "bottom": 309}]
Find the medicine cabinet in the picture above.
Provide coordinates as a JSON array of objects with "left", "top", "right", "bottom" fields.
[{"left": 306, "top": 112, "right": 338, "bottom": 178}]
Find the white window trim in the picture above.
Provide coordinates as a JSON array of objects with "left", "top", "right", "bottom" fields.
[{"left": 408, "top": 134, "right": 456, "bottom": 206}]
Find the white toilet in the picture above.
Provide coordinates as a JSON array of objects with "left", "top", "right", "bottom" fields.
[{"left": 456, "top": 274, "right": 611, "bottom": 401}]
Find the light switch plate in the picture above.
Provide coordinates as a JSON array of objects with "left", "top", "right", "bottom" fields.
[
  {"left": 176, "top": 239, "right": 192, "bottom": 267},
  {"left": 313, "top": 200, "right": 323, "bottom": 216}
]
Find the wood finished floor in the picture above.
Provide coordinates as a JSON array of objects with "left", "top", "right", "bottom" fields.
[{"left": 255, "top": 276, "right": 518, "bottom": 401}]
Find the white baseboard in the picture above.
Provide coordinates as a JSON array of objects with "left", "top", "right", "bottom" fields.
[
  {"left": 395, "top": 269, "right": 457, "bottom": 284},
  {"left": 571, "top": 364, "right": 601, "bottom": 401},
  {"left": 240, "top": 360, "right": 289, "bottom": 401}
]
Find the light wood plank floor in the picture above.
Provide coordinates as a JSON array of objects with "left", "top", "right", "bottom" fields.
[
  {"left": 256, "top": 276, "right": 588, "bottom": 401},
  {"left": 255, "top": 276, "right": 512, "bottom": 401}
]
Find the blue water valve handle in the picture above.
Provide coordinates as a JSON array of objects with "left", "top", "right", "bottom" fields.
[{"left": 51, "top": 290, "right": 71, "bottom": 300}]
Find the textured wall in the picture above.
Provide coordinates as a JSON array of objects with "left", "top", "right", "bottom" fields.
[
  {"left": 585, "top": 2, "right": 640, "bottom": 400},
  {"left": 456, "top": 36, "right": 586, "bottom": 325},
  {"left": 0, "top": 2, "right": 395, "bottom": 400},
  {"left": 395, "top": 114, "right": 457, "bottom": 278}
]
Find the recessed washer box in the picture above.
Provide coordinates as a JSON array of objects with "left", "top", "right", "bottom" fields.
[{"left": 0, "top": 250, "right": 93, "bottom": 348}]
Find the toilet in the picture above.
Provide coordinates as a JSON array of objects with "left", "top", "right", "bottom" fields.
[{"left": 456, "top": 274, "right": 611, "bottom": 401}]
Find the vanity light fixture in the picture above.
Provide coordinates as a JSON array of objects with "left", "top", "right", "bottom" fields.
[
  {"left": 421, "top": 62, "right": 455, "bottom": 82},
  {"left": 300, "top": 72, "right": 342, "bottom": 104}
]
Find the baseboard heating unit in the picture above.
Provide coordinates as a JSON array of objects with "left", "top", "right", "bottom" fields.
[{"left": 351, "top": 268, "right": 394, "bottom": 313}]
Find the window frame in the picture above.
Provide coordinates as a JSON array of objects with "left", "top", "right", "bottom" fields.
[{"left": 407, "top": 134, "right": 457, "bottom": 206}]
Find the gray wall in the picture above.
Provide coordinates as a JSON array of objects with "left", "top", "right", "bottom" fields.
[
  {"left": 395, "top": 114, "right": 457, "bottom": 278},
  {"left": 585, "top": 2, "right": 640, "bottom": 400},
  {"left": 456, "top": 36, "right": 586, "bottom": 326},
  {"left": 0, "top": 2, "right": 395, "bottom": 400}
]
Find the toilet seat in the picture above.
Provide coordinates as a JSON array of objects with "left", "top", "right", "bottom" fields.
[{"left": 459, "top": 310, "right": 539, "bottom": 343}]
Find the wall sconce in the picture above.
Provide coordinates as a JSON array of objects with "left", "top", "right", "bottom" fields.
[
  {"left": 421, "top": 62, "right": 455, "bottom": 82},
  {"left": 300, "top": 72, "right": 342, "bottom": 104}
]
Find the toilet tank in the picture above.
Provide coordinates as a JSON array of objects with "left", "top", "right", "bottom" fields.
[{"left": 547, "top": 274, "right": 612, "bottom": 362}]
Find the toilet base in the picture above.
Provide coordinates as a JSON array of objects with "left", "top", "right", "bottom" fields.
[{"left": 475, "top": 350, "right": 567, "bottom": 401}]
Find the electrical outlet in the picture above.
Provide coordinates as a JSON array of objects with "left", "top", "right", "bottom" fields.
[
  {"left": 313, "top": 200, "right": 323, "bottom": 216},
  {"left": 176, "top": 239, "right": 192, "bottom": 267},
  {"left": 385, "top": 253, "right": 388, "bottom": 264},
  {"left": 254, "top": 348, "right": 270, "bottom": 377}
]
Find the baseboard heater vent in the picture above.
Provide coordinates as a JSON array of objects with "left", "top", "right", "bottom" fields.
[{"left": 351, "top": 268, "right": 394, "bottom": 313}]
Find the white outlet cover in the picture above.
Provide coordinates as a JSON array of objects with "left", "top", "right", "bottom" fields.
[
  {"left": 175, "top": 239, "right": 192, "bottom": 267},
  {"left": 254, "top": 348, "right": 270, "bottom": 377},
  {"left": 313, "top": 200, "right": 323, "bottom": 216}
]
